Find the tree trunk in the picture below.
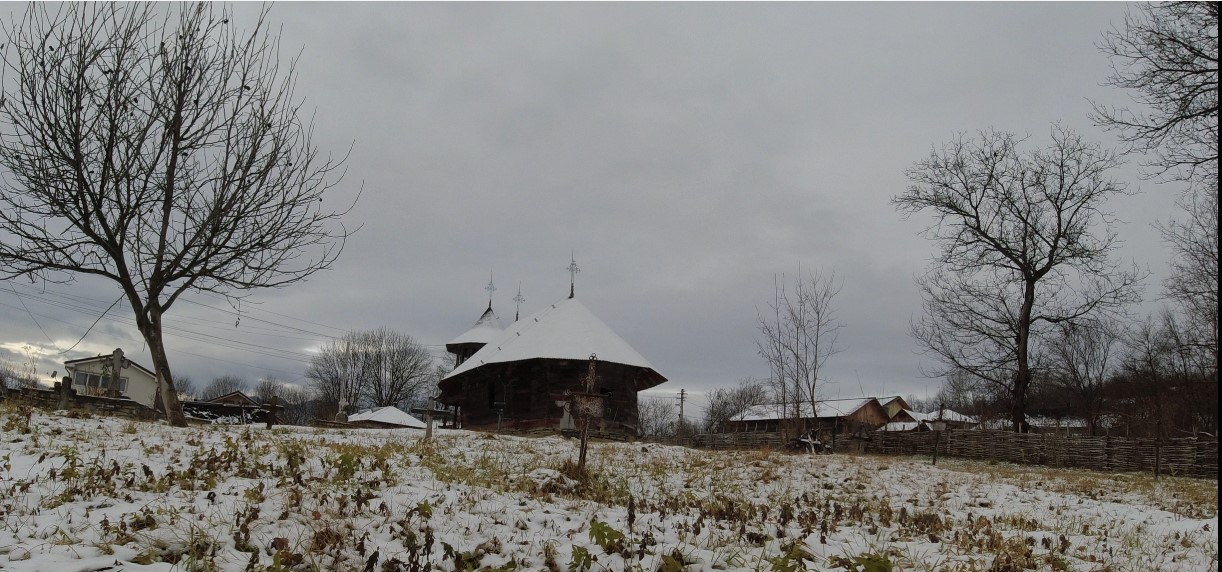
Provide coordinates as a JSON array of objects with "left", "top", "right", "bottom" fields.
[
  {"left": 138, "top": 307, "right": 188, "bottom": 427},
  {"left": 1012, "top": 279, "right": 1037, "bottom": 433}
]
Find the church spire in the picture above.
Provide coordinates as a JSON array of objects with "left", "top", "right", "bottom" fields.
[
  {"left": 567, "top": 252, "right": 581, "bottom": 299},
  {"left": 513, "top": 283, "right": 525, "bottom": 321},
  {"left": 485, "top": 270, "right": 497, "bottom": 310}
]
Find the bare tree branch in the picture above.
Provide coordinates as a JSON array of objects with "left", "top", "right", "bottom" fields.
[{"left": 1093, "top": 2, "right": 1218, "bottom": 187}]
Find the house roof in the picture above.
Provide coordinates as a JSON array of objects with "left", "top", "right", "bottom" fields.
[
  {"left": 738, "top": 397, "right": 878, "bottom": 422},
  {"left": 880, "top": 421, "right": 925, "bottom": 432},
  {"left": 445, "top": 306, "right": 503, "bottom": 349},
  {"left": 879, "top": 396, "right": 910, "bottom": 409},
  {"left": 347, "top": 406, "right": 426, "bottom": 428},
  {"left": 443, "top": 296, "right": 664, "bottom": 381},
  {"left": 903, "top": 409, "right": 978, "bottom": 424},
  {"left": 206, "top": 391, "right": 260, "bottom": 406},
  {"left": 64, "top": 353, "right": 156, "bottom": 378}
]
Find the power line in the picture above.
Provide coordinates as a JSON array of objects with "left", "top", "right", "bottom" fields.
[
  {"left": 6, "top": 283, "right": 58, "bottom": 347},
  {"left": 1, "top": 283, "right": 453, "bottom": 373},
  {"left": 168, "top": 347, "right": 306, "bottom": 382},
  {"left": 188, "top": 290, "right": 350, "bottom": 334},
  {"left": 0, "top": 297, "right": 313, "bottom": 363},
  {"left": 3, "top": 284, "right": 333, "bottom": 345},
  {"left": 6, "top": 281, "right": 347, "bottom": 340}
]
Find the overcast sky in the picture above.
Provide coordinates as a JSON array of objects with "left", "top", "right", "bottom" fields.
[{"left": 1, "top": 3, "right": 1183, "bottom": 411}]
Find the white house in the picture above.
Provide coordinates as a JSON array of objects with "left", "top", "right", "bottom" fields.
[{"left": 62, "top": 353, "right": 158, "bottom": 409}]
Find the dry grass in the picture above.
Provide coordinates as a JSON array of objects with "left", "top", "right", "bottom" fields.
[
  {"left": 927, "top": 456, "right": 1219, "bottom": 518},
  {"left": 3, "top": 410, "right": 1217, "bottom": 571}
]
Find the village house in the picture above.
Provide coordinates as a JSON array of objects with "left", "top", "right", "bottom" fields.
[
  {"left": 724, "top": 397, "right": 893, "bottom": 444},
  {"left": 204, "top": 391, "right": 260, "bottom": 407},
  {"left": 179, "top": 390, "right": 282, "bottom": 425},
  {"left": 879, "top": 408, "right": 980, "bottom": 432},
  {"left": 63, "top": 352, "right": 158, "bottom": 409}
]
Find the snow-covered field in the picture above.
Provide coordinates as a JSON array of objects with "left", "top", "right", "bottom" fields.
[{"left": 0, "top": 407, "right": 1216, "bottom": 572}]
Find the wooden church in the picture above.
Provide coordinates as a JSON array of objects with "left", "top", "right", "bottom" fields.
[{"left": 438, "top": 271, "right": 666, "bottom": 439}]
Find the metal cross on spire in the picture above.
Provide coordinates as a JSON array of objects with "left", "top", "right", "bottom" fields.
[
  {"left": 485, "top": 270, "right": 497, "bottom": 309},
  {"left": 567, "top": 252, "right": 580, "bottom": 299},
  {"left": 513, "top": 283, "right": 526, "bottom": 321}
]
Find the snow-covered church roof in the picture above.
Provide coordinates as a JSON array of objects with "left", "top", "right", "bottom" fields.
[
  {"left": 445, "top": 305, "right": 503, "bottom": 349},
  {"left": 443, "top": 296, "right": 664, "bottom": 381}
]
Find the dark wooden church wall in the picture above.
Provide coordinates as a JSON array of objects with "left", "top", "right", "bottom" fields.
[{"left": 445, "top": 359, "right": 647, "bottom": 438}]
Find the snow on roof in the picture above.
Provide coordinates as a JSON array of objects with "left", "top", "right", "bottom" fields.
[
  {"left": 446, "top": 306, "right": 503, "bottom": 347},
  {"left": 347, "top": 406, "right": 426, "bottom": 428},
  {"left": 444, "top": 297, "right": 661, "bottom": 380},
  {"left": 880, "top": 421, "right": 924, "bottom": 432},
  {"left": 738, "top": 398, "right": 877, "bottom": 422},
  {"left": 903, "top": 409, "right": 978, "bottom": 424}
]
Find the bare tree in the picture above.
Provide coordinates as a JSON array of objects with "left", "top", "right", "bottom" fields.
[
  {"left": 935, "top": 369, "right": 1002, "bottom": 420},
  {"left": 0, "top": 360, "right": 36, "bottom": 392},
  {"left": 362, "top": 328, "right": 434, "bottom": 409},
  {"left": 0, "top": 3, "right": 354, "bottom": 426},
  {"left": 1047, "top": 318, "right": 1122, "bottom": 435},
  {"left": 174, "top": 375, "right": 196, "bottom": 401},
  {"left": 703, "top": 377, "right": 770, "bottom": 433},
  {"left": 0, "top": 361, "right": 14, "bottom": 392},
  {"left": 254, "top": 375, "right": 283, "bottom": 403},
  {"left": 200, "top": 374, "right": 247, "bottom": 401},
  {"left": 276, "top": 384, "right": 314, "bottom": 426},
  {"left": 306, "top": 328, "right": 433, "bottom": 413},
  {"left": 1159, "top": 189, "right": 1219, "bottom": 370},
  {"left": 254, "top": 374, "right": 311, "bottom": 424},
  {"left": 894, "top": 126, "right": 1143, "bottom": 432},
  {"left": 901, "top": 394, "right": 933, "bottom": 415},
  {"left": 755, "top": 267, "right": 844, "bottom": 436},
  {"left": 637, "top": 396, "right": 677, "bottom": 439},
  {"left": 307, "top": 334, "right": 370, "bottom": 417},
  {"left": 1094, "top": 2, "right": 1218, "bottom": 187},
  {"left": 1117, "top": 310, "right": 1216, "bottom": 438}
]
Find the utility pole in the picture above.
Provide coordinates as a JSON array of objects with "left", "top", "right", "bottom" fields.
[{"left": 678, "top": 388, "right": 686, "bottom": 435}]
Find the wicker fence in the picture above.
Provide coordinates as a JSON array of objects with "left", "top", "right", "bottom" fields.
[
  {"left": 686, "top": 431, "right": 785, "bottom": 451},
  {"left": 867, "top": 430, "right": 1218, "bottom": 479}
]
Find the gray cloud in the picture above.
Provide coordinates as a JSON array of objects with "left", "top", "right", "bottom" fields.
[{"left": 2, "top": 3, "right": 1176, "bottom": 406}]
